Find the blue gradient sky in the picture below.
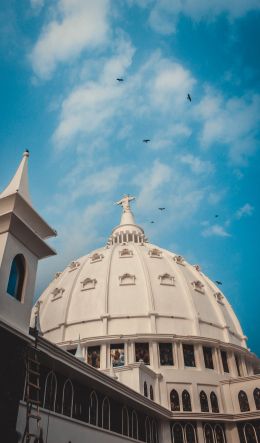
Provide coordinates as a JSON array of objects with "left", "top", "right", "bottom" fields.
[{"left": 0, "top": 1, "right": 259, "bottom": 354}]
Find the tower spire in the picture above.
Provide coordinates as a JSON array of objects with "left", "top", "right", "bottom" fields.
[{"left": 0, "top": 150, "right": 31, "bottom": 203}]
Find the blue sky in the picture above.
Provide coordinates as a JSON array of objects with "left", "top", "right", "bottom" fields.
[{"left": 0, "top": 0, "right": 259, "bottom": 354}]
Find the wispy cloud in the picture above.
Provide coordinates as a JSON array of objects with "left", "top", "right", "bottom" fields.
[
  {"left": 236, "top": 203, "right": 254, "bottom": 219},
  {"left": 148, "top": 0, "right": 260, "bottom": 35},
  {"left": 179, "top": 154, "right": 214, "bottom": 175},
  {"left": 195, "top": 91, "right": 260, "bottom": 165},
  {"left": 202, "top": 224, "right": 231, "bottom": 238},
  {"left": 30, "top": 0, "right": 110, "bottom": 79}
]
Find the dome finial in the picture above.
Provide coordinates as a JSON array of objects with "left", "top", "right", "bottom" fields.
[{"left": 116, "top": 194, "right": 135, "bottom": 213}]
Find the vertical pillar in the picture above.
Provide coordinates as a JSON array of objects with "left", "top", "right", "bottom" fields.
[
  {"left": 225, "top": 422, "right": 241, "bottom": 443},
  {"left": 100, "top": 343, "right": 107, "bottom": 369},
  {"left": 196, "top": 421, "right": 204, "bottom": 443},
  {"left": 159, "top": 420, "right": 172, "bottom": 443}
]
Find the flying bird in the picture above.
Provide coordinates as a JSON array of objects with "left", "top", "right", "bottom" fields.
[
  {"left": 215, "top": 280, "right": 222, "bottom": 285},
  {"left": 143, "top": 139, "right": 150, "bottom": 143},
  {"left": 150, "top": 221, "right": 155, "bottom": 224},
  {"left": 215, "top": 214, "right": 219, "bottom": 218},
  {"left": 158, "top": 208, "right": 165, "bottom": 211},
  {"left": 116, "top": 78, "right": 124, "bottom": 82},
  {"left": 187, "top": 93, "right": 192, "bottom": 102}
]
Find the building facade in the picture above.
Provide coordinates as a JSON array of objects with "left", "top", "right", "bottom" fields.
[{"left": 0, "top": 153, "right": 259, "bottom": 443}]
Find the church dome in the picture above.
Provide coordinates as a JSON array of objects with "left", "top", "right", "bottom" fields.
[{"left": 34, "top": 195, "right": 246, "bottom": 351}]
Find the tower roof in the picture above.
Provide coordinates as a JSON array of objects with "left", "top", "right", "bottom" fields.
[{"left": 0, "top": 150, "right": 31, "bottom": 203}]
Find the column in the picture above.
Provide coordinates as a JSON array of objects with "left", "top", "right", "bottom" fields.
[{"left": 100, "top": 343, "right": 107, "bottom": 369}]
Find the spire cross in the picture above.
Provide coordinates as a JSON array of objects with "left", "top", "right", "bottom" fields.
[{"left": 116, "top": 195, "right": 135, "bottom": 213}]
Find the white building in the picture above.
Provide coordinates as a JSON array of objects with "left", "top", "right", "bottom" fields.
[{"left": 0, "top": 152, "right": 259, "bottom": 443}]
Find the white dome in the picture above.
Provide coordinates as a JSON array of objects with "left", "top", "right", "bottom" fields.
[{"left": 34, "top": 196, "right": 246, "bottom": 350}]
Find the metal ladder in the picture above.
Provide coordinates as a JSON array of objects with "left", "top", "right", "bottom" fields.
[{"left": 22, "top": 342, "right": 42, "bottom": 443}]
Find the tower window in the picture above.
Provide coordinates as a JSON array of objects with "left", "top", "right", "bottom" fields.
[
  {"left": 221, "top": 350, "right": 229, "bottom": 373},
  {"left": 7, "top": 254, "right": 26, "bottom": 301},
  {"left": 159, "top": 343, "right": 174, "bottom": 366},
  {"left": 183, "top": 344, "right": 196, "bottom": 367},
  {"left": 235, "top": 354, "right": 241, "bottom": 376},
  {"left": 203, "top": 347, "right": 214, "bottom": 370},
  {"left": 135, "top": 343, "right": 150, "bottom": 365},
  {"left": 87, "top": 346, "right": 100, "bottom": 368}
]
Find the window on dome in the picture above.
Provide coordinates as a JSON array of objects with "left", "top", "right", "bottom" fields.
[
  {"left": 254, "top": 388, "right": 260, "bottom": 410},
  {"left": 7, "top": 254, "right": 26, "bottom": 301},
  {"left": 235, "top": 354, "right": 241, "bottom": 376},
  {"left": 183, "top": 344, "right": 196, "bottom": 367},
  {"left": 221, "top": 350, "right": 229, "bottom": 373},
  {"left": 238, "top": 390, "right": 250, "bottom": 412},
  {"left": 89, "top": 391, "right": 98, "bottom": 426},
  {"left": 214, "top": 425, "right": 225, "bottom": 443},
  {"left": 150, "top": 385, "right": 154, "bottom": 401},
  {"left": 110, "top": 344, "right": 125, "bottom": 367},
  {"left": 132, "top": 410, "right": 138, "bottom": 440},
  {"left": 102, "top": 397, "right": 110, "bottom": 430},
  {"left": 144, "top": 381, "right": 148, "bottom": 397},
  {"left": 135, "top": 343, "right": 150, "bottom": 365},
  {"left": 182, "top": 390, "right": 192, "bottom": 411},
  {"left": 43, "top": 371, "right": 57, "bottom": 411},
  {"left": 87, "top": 346, "right": 100, "bottom": 368},
  {"left": 203, "top": 346, "right": 214, "bottom": 370},
  {"left": 122, "top": 406, "right": 129, "bottom": 436},
  {"left": 159, "top": 343, "right": 174, "bottom": 366},
  {"left": 185, "top": 423, "right": 197, "bottom": 443},
  {"left": 200, "top": 391, "right": 209, "bottom": 412},
  {"left": 243, "top": 423, "right": 257, "bottom": 443},
  {"left": 210, "top": 391, "right": 219, "bottom": 413},
  {"left": 170, "top": 389, "right": 180, "bottom": 411}
]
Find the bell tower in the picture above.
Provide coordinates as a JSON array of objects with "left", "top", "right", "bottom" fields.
[{"left": 0, "top": 150, "right": 56, "bottom": 334}]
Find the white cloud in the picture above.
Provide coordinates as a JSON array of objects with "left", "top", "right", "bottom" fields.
[
  {"left": 53, "top": 36, "right": 135, "bottom": 147},
  {"left": 149, "top": 0, "right": 260, "bottom": 35},
  {"left": 202, "top": 224, "right": 231, "bottom": 238},
  {"left": 30, "top": 0, "right": 44, "bottom": 9},
  {"left": 236, "top": 203, "right": 254, "bottom": 219},
  {"left": 179, "top": 154, "right": 214, "bottom": 175},
  {"left": 195, "top": 92, "right": 260, "bottom": 165},
  {"left": 30, "top": 0, "right": 110, "bottom": 79}
]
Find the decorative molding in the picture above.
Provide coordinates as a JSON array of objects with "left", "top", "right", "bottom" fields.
[
  {"left": 119, "top": 248, "right": 133, "bottom": 258},
  {"left": 54, "top": 272, "right": 62, "bottom": 279},
  {"left": 158, "top": 273, "right": 175, "bottom": 286},
  {"left": 51, "top": 287, "right": 65, "bottom": 301},
  {"left": 81, "top": 277, "right": 97, "bottom": 291},
  {"left": 174, "top": 255, "right": 185, "bottom": 266},
  {"left": 90, "top": 252, "right": 104, "bottom": 263},
  {"left": 69, "top": 261, "right": 80, "bottom": 272},
  {"left": 191, "top": 280, "right": 205, "bottom": 294},
  {"left": 193, "top": 264, "right": 201, "bottom": 272},
  {"left": 214, "top": 292, "right": 224, "bottom": 303},
  {"left": 149, "top": 248, "right": 162, "bottom": 258},
  {"left": 119, "top": 273, "right": 136, "bottom": 286}
]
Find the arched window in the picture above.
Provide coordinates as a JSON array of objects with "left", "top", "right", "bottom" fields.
[
  {"left": 184, "top": 423, "right": 197, "bottom": 443},
  {"left": 182, "top": 390, "right": 192, "bottom": 411},
  {"left": 214, "top": 424, "right": 225, "bottom": 443},
  {"left": 243, "top": 423, "right": 258, "bottom": 443},
  {"left": 210, "top": 391, "right": 219, "bottom": 413},
  {"left": 145, "top": 417, "right": 151, "bottom": 443},
  {"left": 151, "top": 419, "right": 158, "bottom": 443},
  {"left": 89, "top": 391, "right": 98, "bottom": 426},
  {"left": 7, "top": 254, "right": 26, "bottom": 301},
  {"left": 172, "top": 423, "right": 184, "bottom": 443},
  {"left": 144, "top": 381, "right": 148, "bottom": 397},
  {"left": 101, "top": 397, "right": 110, "bottom": 430},
  {"left": 62, "top": 379, "right": 74, "bottom": 417},
  {"left": 122, "top": 406, "right": 129, "bottom": 436},
  {"left": 170, "top": 389, "right": 180, "bottom": 411},
  {"left": 238, "top": 390, "right": 250, "bottom": 412},
  {"left": 200, "top": 391, "right": 209, "bottom": 412},
  {"left": 43, "top": 371, "right": 57, "bottom": 411},
  {"left": 253, "top": 388, "right": 260, "bottom": 410},
  {"left": 203, "top": 424, "right": 214, "bottom": 443},
  {"left": 132, "top": 410, "right": 139, "bottom": 440},
  {"left": 150, "top": 385, "right": 154, "bottom": 401}
]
